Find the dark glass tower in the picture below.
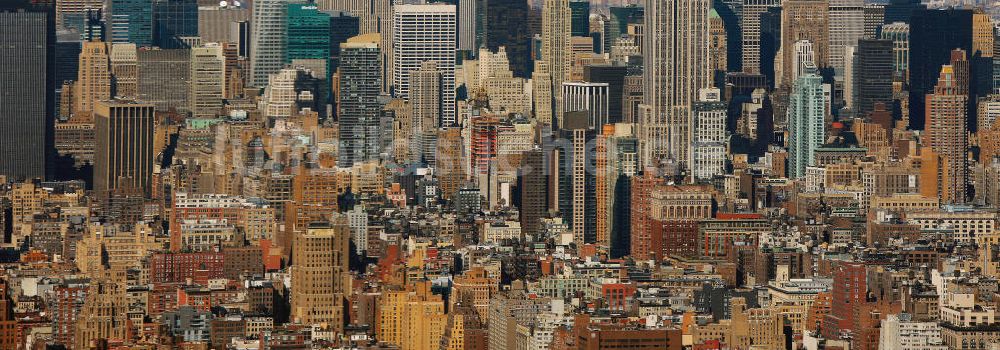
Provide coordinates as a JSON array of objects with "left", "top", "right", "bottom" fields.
[
  {"left": 569, "top": 0, "right": 590, "bottom": 37},
  {"left": 153, "top": 0, "right": 198, "bottom": 49},
  {"left": 908, "top": 8, "right": 974, "bottom": 130},
  {"left": 108, "top": 0, "right": 154, "bottom": 46},
  {"left": 338, "top": 35, "right": 382, "bottom": 168},
  {"left": 884, "top": 0, "right": 926, "bottom": 24},
  {"left": 854, "top": 38, "right": 895, "bottom": 117},
  {"left": 485, "top": 0, "right": 532, "bottom": 78},
  {"left": 0, "top": 1, "right": 54, "bottom": 181}
]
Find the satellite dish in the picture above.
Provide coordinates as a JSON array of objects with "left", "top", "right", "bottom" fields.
[
  {"left": 233, "top": 1, "right": 241, "bottom": 6},
  {"left": 219, "top": 1, "right": 228, "bottom": 7}
]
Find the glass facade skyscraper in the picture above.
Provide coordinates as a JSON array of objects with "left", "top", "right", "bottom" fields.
[
  {"left": 153, "top": 0, "right": 198, "bottom": 49},
  {"left": 286, "top": 3, "right": 331, "bottom": 67},
  {"left": 108, "top": 0, "right": 153, "bottom": 47}
]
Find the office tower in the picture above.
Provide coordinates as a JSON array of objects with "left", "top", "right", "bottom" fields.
[
  {"left": 853, "top": 39, "right": 894, "bottom": 117},
  {"left": 411, "top": 61, "right": 443, "bottom": 165},
  {"left": 584, "top": 64, "right": 627, "bottom": 124},
  {"left": 605, "top": 5, "right": 642, "bottom": 56},
  {"left": 863, "top": 4, "right": 884, "bottom": 38},
  {"left": 691, "top": 88, "right": 726, "bottom": 182},
  {"left": 74, "top": 279, "right": 129, "bottom": 350},
  {"left": 471, "top": 114, "right": 499, "bottom": 175},
  {"left": 56, "top": 0, "right": 103, "bottom": 30},
  {"left": 93, "top": 100, "right": 154, "bottom": 197},
  {"left": 557, "top": 111, "right": 597, "bottom": 248},
  {"left": 926, "top": 51, "right": 970, "bottom": 204},
  {"left": 393, "top": 4, "right": 457, "bottom": 126},
  {"left": 108, "top": 0, "right": 154, "bottom": 47},
  {"left": 622, "top": 75, "right": 642, "bottom": 123},
  {"left": 829, "top": 0, "right": 864, "bottom": 74},
  {"left": 110, "top": 43, "right": 138, "bottom": 99},
  {"left": 328, "top": 11, "right": 360, "bottom": 70},
  {"left": 569, "top": 0, "right": 589, "bottom": 37},
  {"left": 456, "top": 0, "right": 476, "bottom": 53},
  {"left": 153, "top": 0, "right": 198, "bottom": 49},
  {"left": 197, "top": 5, "right": 251, "bottom": 44},
  {"left": 788, "top": 63, "right": 825, "bottom": 179},
  {"left": 595, "top": 124, "right": 637, "bottom": 252},
  {"left": 291, "top": 221, "right": 349, "bottom": 334},
  {"left": 533, "top": 61, "right": 554, "bottom": 125},
  {"left": 74, "top": 41, "right": 112, "bottom": 116},
  {"left": 640, "top": 0, "right": 710, "bottom": 167},
  {"left": 286, "top": 3, "right": 330, "bottom": 69},
  {"left": 80, "top": 8, "right": 105, "bottom": 42},
  {"left": 519, "top": 148, "right": 548, "bottom": 238},
  {"left": 759, "top": 6, "right": 782, "bottom": 88},
  {"left": 250, "top": 0, "right": 289, "bottom": 87},
  {"left": 883, "top": 0, "right": 925, "bottom": 24},
  {"left": 338, "top": 34, "right": 382, "bottom": 168},
  {"left": 138, "top": 48, "right": 190, "bottom": 111},
  {"left": 189, "top": 44, "right": 225, "bottom": 117},
  {"left": 542, "top": 0, "right": 571, "bottom": 125},
  {"left": 708, "top": 9, "right": 727, "bottom": 81},
  {"left": 908, "top": 8, "right": 973, "bottom": 130},
  {"left": 484, "top": 0, "right": 532, "bottom": 78},
  {"left": 0, "top": 2, "right": 53, "bottom": 181},
  {"left": 780, "top": 0, "right": 829, "bottom": 87},
  {"left": 880, "top": 22, "right": 909, "bottom": 81},
  {"left": 563, "top": 82, "right": 610, "bottom": 128},
  {"left": 741, "top": 0, "right": 779, "bottom": 74},
  {"left": 437, "top": 128, "right": 466, "bottom": 201}
]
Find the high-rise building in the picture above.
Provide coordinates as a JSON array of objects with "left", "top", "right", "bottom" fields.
[
  {"left": 880, "top": 22, "right": 909, "bottom": 81},
  {"left": 883, "top": 0, "right": 925, "bottom": 24},
  {"left": 108, "top": 0, "right": 154, "bottom": 47},
  {"left": 138, "top": 48, "right": 190, "bottom": 111},
  {"left": 93, "top": 100, "right": 154, "bottom": 197},
  {"left": 197, "top": 5, "right": 251, "bottom": 44},
  {"left": 393, "top": 4, "right": 457, "bottom": 126},
  {"left": 286, "top": 3, "right": 330, "bottom": 70},
  {"left": 109, "top": 43, "right": 138, "bottom": 98},
  {"left": 584, "top": 64, "right": 627, "bottom": 124},
  {"left": 605, "top": 5, "right": 642, "bottom": 57},
  {"left": 56, "top": 0, "right": 103, "bottom": 30},
  {"left": 788, "top": 63, "right": 826, "bottom": 179},
  {"left": 250, "top": 0, "right": 289, "bottom": 87},
  {"left": 328, "top": 11, "right": 360, "bottom": 71},
  {"left": 291, "top": 220, "right": 350, "bottom": 334},
  {"left": 595, "top": 124, "right": 637, "bottom": 254},
  {"left": 863, "top": 4, "right": 884, "bottom": 38},
  {"left": 542, "top": 0, "right": 571, "bottom": 125},
  {"left": 640, "top": 0, "right": 711, "bottom": 167},
  {"left": 741, "top": 0, "right": 780, "bottom": 75},
  {"left": 411, "top": 61, "right": 444, "bottom": 165},
  {"left": 562, "top": 81, "right": 610, "bottom": 128},
  {"left": 569, "top": 0, "right": 589, "bottom": 37},
  {"left": 74, "top": 279, "right": 130, "bottom": 350},
  {"left": 153, "top": 0, "right": 198, "bottom": 49},
  {"left": 908, "top": 8, "right": 973, "bottom": 130},
  {"left": 533, "top": 60, "right": 554, "bottom": 125},
  {"left": 691, "top": 88, "right": 727, "bottom": 182},
  {"left": 557, "top": 111, "right": 597, "bottom": 248},
  {"left": 484, "top": 0, "right": 532, "bottom": 78},
  {"left": 780, "top": 0, "right": 829, "bottom": 87},
  {"left": 74, "top": 41, "right": 111, "bottom": 117},
  {"left": 708, "top": 9, "right": 728, "bottom": 80},
  {"left": 338, "top": 34, "right": 382, "bottom": 168},
  {"left": 853, "top": 39, "right": 894, "bottom": 117},
  {"left": 829, "top": 0, "right": 864, "bottom": 74},
  {"left": 456, "top": 0, "right": 477, "bottom": 53},
  {"left": 519, "top": 148, "right": 549, "bottom": 238},
  {"left": 0, "top": 2, "right": 53, "bottom": 181},
  {"left": 189, "top": 44, "right": 225, "bottom": 117},
  {"left": 926, "top": 51, "right": 970, "bottom": 204}
]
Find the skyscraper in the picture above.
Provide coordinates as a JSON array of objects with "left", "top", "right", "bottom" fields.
[
  {"left": 74, "top": 41, "right": 111, "bottom": 117},
  {"left": 0, "top": 2, "right": 53, "bottom": 180},
  {"left": 780, "top": 0, "right": 829, "bottom": 87},
  {"left": 853, "top": 39, "right": 894, "bottom": 117},
  {"left": 741, "top": 0, "right": 780, "bottom": 74},
  {"left": 640, "top": 0, "right": 711, "bottom": 167},
  {"left": 411, "top": 61, "right": 443, "bottom": 166},
  {"left": 393, "top": 4, "right": 457, "bottom": 126},
  {"left": 926, "top": 51, "right": 970, "bottom": 204},
  {"left": 829, "top": 0, "right": 864, "bottom": 74},
  {"left": 109, "top": 43, "right": 138, "bottom": 98},
  {"left": 519, "top": 148, "right": 549, "bottom": 238},
  {"left": 138, "top": 48, "right": 190, "bottom": 111},
  {"left": 542, "top": 0, "right": 571, "bottom": 125},
  {"left": 583, "top": 64, "right": 627, "bottom": 124},
  {"left": 788, "top": 63, "right": 825, "bottom": 179},
  {"left": 93, "top": 100, "right": 154, "bottom": 197},
  {"left": 484, "top": 0, "right": 532, "bottom": 78},
  {"left": 568, "top": 0, "right": 589, "bottom": 37},
  {"left": 153, "top": 0, "right": 198, "bottom": 49},
  {"left": 908, "top": 8, "right": 973, "bottom": 130},
  {"left": 189, "top": 44, "right": 225, "bottom": 117},
  {"left": 108, "top": 0, "right": 154, "bottom": 47},
  {"left": 880, "top": 22, "right": 909, "bottom": 81},
  {"left": 691, "top": 88, "right": 727, "bottom": 182},
  {"left": 557, "top": 111, "right": 596, "bottom": 248},
  {"left": 250, "top": 0, "right": 289, "bottom": 87},
  {"left": 562, "top": 82, "right": 610, "bottom": 128},
  {"left": 291, "top": 220, "right": 350, "bottom": 334},
  {"left": 338, "top": 34, "right": 382, "bottom": 168},
  {"left": 286, "top": 3, "right": 330, "bottom": 69}
]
